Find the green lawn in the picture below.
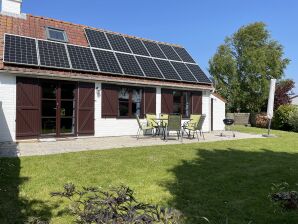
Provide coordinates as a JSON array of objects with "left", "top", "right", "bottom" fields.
[{"left": 1, "top": 127, "right": 298, "bottom": 223}]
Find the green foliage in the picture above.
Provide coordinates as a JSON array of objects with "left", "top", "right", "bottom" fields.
[
  {"left": 51, "top": 184, "right": 182, "bottom": 224},
  {"left": 209, "top": 22, "right": 290, "bottom": 112},
  {"left": 289, "top": 110, "right": 298, "bottom": 132},
  {"left": 270, "top": 182, "right": 298, "bottom": 211},
  {"left": 272, "top": 104, "right": 297, "bottom": 131}
]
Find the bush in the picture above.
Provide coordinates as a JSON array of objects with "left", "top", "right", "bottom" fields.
[
  {"left": 289, "top": 109, "right": 298, "bottom": 132},
  {"left": 255, "top": 113, "right": 269, "bottom": 128},
  {"left": 272, "top": 104, "right": 297, "bottom": 131},
  {"left": 269, "top": 182, "right": 298, "bottom": 211},
  {"left": 51, "top": 183, "right": 182, "bottom": 224}
]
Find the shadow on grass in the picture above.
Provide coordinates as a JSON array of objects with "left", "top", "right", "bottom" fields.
[
  {"left": 0, "top": 156, "right": 57, "bottom": 223},
  {"left": 165, "top": 148, "right": 298, "bottom": 224}
]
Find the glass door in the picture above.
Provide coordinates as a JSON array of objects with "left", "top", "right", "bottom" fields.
[
  {"left": 41, "top": 82, "right": 58, "bottom": 136},
  {"left": 59, "top": 83, "right": 76, "bottom": 135},
  {"left": 41, "top": 81, "right": 76, "bottom": 137}
]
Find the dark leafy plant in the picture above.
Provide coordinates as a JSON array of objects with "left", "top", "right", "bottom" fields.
[
  {"left": 274, "top": 79, "right": 295, "bottom": 110},
  {"left": 269, "top": 182, "right": 298, "bottom": 211},
  {"left": 51, "top": 183, "right": 182, "bottom": 224},
  {"left": 25, "top": 216, "right": 49, "bottom": 224}
]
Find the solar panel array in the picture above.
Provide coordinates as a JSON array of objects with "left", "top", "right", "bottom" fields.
[
  {"left": 4, "top": 34, "right": 38, "bottom": 65},
  {"left": 3, "top": 32, "right": 212, "bottom": 84},
  {"left": 67, "top": 45, "right": 98, "bottom": 72},
  {"left": 38, "top": 40, "right": 70, "bottom": 68}
]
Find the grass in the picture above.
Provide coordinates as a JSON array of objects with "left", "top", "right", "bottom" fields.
[{"left": 1, "top": 126, "right": 298, "bottom": 223}]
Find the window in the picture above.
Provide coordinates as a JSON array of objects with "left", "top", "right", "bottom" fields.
[
  {"left": 118, "top": 87, "right": 142, "bottom": 118},
  {"left": 46, "top": 27, "right": 68, "bottom": 42},
  {"left": 172, "top": 90, "right": 191, "bottom": 117}
]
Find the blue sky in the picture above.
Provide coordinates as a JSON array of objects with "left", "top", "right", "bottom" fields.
[{"left": 23, "top": 0, "right": 298, "bottom": 94}]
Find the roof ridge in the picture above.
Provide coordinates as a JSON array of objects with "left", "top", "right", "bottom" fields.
[{"left": 27, "top": 14, "right": 183, "bottom": 48}]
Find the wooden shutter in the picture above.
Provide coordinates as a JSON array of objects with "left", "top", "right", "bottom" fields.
[
  {"left": 143, "top": 88, "right": 156, "bottom": 114},
  {"left": 16, "top": 77, "right": 40, "bottom": 139},
  {"left": 192, "top": 91, "right": 202, "bottom": 114},
  {"left": 78, "top": 82, "right": 95, "bottom": 135},
  {"left": 101, "top": 84, "right": 119, "bottom": 118},
  {"left": 161, "top": 89, "right": 173, "bottom": 114}
]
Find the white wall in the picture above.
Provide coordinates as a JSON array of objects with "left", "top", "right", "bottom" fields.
[
  {"left": 202, "top": 90, "right": 211, "bottom": 132},
  {"left": 0, "top": 73, "right": 16, "bottom": 142},
  {"left": 94, "top": 85, "right": 212, "bottom": 136},
  {"left": 211, "top": 94, "right": 226, "bottom": 131},
  {"left": 291, "top": 96, "right": 298, "bottom": 106},
  {"left": 94, "top": 82, "right": 143, "bottom": 137}
]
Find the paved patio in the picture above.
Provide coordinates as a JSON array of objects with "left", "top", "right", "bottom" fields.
[{"left": 0, "top": 131, "right": 264, "bottom": 157}]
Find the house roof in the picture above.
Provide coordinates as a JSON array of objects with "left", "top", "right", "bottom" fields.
[
  {"left": 0, "top": 13, "right": 213, "bottom": 90},
  {"left": 212, "top": 92, "right": 227, "bottom": 103}
]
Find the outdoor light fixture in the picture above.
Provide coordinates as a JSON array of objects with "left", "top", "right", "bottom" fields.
[{"left": 96, "top": 86, "right": 101, "bottom": 96}]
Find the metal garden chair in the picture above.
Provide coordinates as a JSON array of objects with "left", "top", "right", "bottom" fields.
[
  {"left": 136, "top": 115, "right": 154, "bottom": 140},
  {"left": 183, "top": 114, "right": 206, "bottom": 141},
  {"left": 165, "top": 114, "right": 183, "bottom": 142}
]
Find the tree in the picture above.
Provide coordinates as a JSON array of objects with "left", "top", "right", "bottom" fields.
[
  {"left": 274, "top": 79, "right": 295, "bottom": 110},
  {"left": 209, "top": 22, "right": 290, "bottom": 112}
]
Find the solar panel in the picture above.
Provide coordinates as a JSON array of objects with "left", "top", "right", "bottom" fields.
[
  {"left": 115, "top": 53, "right": 144, "bottom": 77},
  {"left": 159, "top": 44, "right": 181, "bottom": 61},
  {"left": 186, "top": 63, "right": 212, "bottom": 83},
  {"left": 85, "top": 28, "right": 111, "bottom": 50},
  {"left": 154, "top": 59, "right": 181, "bottom": 81},
  {"left": 4, "top": 34, "right": 38, "bottom": 65},
  {"left": 92, "top": 49, "right": 123, "bottom": 74},
  {"left": 172, "top": 46, "right": 196, "bottom": 63},
  {"left": 125, "top": 37, "right": 150, "bottom": 56},
  {"left": 142, "top": 41, "right": 166, "bottom": 59},
  {"left": 171, "top": 62, "right": 197, "bottom": 82},
  {"left": 67, "top": 45, "right": 98, "bottom": 72},
  {"left": 38, "top": 40, "right": 70, "bottom": 69},
  {"left": 106, "top": 33, "right": 131, "bottom": 53},
  {"left": 136, "top": 56, "right": 164, "bottom": 79}
]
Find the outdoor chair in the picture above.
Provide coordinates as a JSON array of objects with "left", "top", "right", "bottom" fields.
[
  {"left": 165, "top": 114, "right": 183, "bottom": 142},
  {"left": 183, "top": 114, "right": 206, "bottom": 141},
  {"left": 136, "top": 115, "right": 154, "bottom": 140},
  {"left": 182, "top": 114, "right": 201, "bottom": 138},
  {"left": 160, "top": 113, "right": 169, "bottom": 127},
  {"left": 145, "top": 114, "right": 160, "bottom": 135}
]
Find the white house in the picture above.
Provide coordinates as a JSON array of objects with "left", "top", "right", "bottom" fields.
[
  {"left": 0, "top": 0, "right": 225, "bottom": 142},
  {"left": 291, "top": 95, "right": 298, "bottom": 106}
]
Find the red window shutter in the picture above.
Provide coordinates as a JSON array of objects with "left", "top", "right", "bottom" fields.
[
  {"left": 161, "top": 89, "right": 173, "bottom": 114},
  {"left": 192, "top": 91, "right": 202, "bottom": 114},
  {"left": 78, "top": 82, "right": 95, "bottom": 135},
  {"left": 102, "top": 84, "right": 119, "bottom": 118},
  {"left": 143, "top": 88, "right": 156, "bottom": 114},
  {"left": 16, "top": 77, "right": 40, "bottom": 139}
]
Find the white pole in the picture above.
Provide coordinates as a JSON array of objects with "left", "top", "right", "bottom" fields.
[{"left": 266, "top": 79, "right": 276, "bottom": 135}]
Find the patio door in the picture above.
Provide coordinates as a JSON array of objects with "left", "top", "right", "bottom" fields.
[{"left": 41, "top": 81, "right": 77, "bottom": 137}]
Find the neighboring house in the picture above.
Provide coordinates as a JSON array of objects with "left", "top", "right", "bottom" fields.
[
  {"left": 211, "top": 93, "right": 226, "bottom": 131},
  {"left": 0, "top": 0, "right": 225, "bottom": 142},
  {"left": 291, "top": 95, "right": 298, "bottom": 106}
]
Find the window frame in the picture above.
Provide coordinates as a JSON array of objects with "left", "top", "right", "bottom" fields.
[
  {"left": 172, "top": 90, "right": 192, "bottom": 118},
  {"left": 45, "top": 27, "right": 68, "bottom": 43},
  {"left": 118, "top": 87, "right": 143, "bottom": 118}
]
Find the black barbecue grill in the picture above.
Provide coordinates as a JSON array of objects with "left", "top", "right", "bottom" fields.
[{"left": 221, "top": 118, "right": 235, "bottom": 137}]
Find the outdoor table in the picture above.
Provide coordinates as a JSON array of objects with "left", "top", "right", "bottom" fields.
[{"left": 153, "top": 117, "right": 168, "bottom": 140}]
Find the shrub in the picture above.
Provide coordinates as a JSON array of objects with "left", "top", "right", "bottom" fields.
[
  {"left": 272, "top": 104, "right": 297, "bottom": 131},
  {"left": 51, "top": 183, "right": 182, "bottom": 224},
  {"left": 255, "top": 113, "right": 269, "bottom": 128},
  {"left": 269, "top": 182, "right": 298, "bottom": 210},
  {"left": 289, "top": 110, "right": 298, "bottom": 132}
]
